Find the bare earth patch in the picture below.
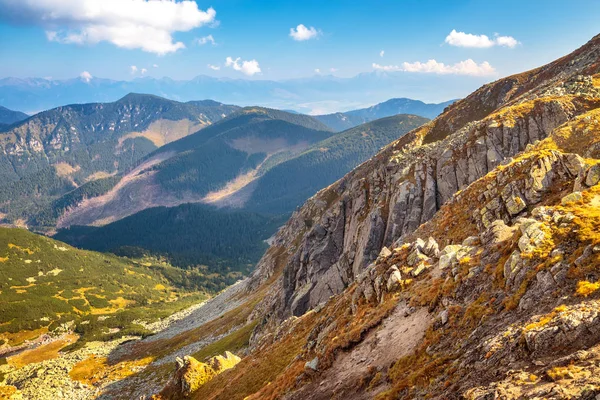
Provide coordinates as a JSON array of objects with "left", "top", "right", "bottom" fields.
[{"left": 289, "top": 303, "right": 432, "bottom": 400}]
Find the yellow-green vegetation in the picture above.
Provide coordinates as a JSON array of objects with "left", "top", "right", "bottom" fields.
[
  {"left": 0, "top": 227, "right": 209, "bottom": 347},
  {"left": 546, "top": 364, "right": 583, "bottom": 381},
  {"left": 523, "top": 305, "right": 567, "bottom": 332},
  {"left": 69, "top": 354, "right": 155, "bottom": 386},
  {"left": 191, "top": 321, "right": 257, "bottom": 362},
  {"left": 576, "top": 281, "right": 600, "bottom": 297}
]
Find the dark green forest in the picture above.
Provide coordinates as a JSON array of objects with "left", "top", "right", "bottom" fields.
[
  {"left": 246, "top": 114, "right": 429, "bottom": 213},
  {"left": 54, "top": 203, "right": 288, "bottom": 274}
]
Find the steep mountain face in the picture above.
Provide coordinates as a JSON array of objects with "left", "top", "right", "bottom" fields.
[
  {"left": 56, "top": 108, "right": 334, "bottom": 227},
  {"left": 0, "top": 106, "right": 28, "bottom": 126},
  {"left": 315, "top": 98, "right": 455, "bottom": 131},
  {"left": 0, "top": 94, "right": 239, "bottom": 227},
  {"left": 190, "top": 33, "right": 600, "bottom": 400},
  {"left": 249, "top": 35, "right": 600, "bottom": 320}
]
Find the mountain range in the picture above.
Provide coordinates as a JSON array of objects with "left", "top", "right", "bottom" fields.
[
  {"left": 0, "top": 72, "right": 477, "bottom": 115},
  {"left": 2, "top": 31, "right": 600, "bottom": 400},
  {"left": 0, "top": 95, "right": 240, "bottom": 225},
  {"left": 314, "top": 97, "right": 454, "bottom": 131}
]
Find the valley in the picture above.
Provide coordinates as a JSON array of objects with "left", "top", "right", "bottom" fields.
[{"left": 1, "top": 5, "right": 599, "bottom": 400}]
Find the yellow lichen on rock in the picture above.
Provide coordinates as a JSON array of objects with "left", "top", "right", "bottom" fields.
[{"left": 153, "top": 352, "right": 242, "bottom": 399}]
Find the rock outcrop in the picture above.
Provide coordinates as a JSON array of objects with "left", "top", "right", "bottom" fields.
[
  {"left": 152, "top": 351, "right": 241, "bottom": 399},
  {"left": 249, "top": 33, "right": 600, "bottom": 324}
]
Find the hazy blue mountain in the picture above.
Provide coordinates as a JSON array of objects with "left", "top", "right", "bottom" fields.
[
  {"left": 0, "top": 105, "right": 28, "bottom": 126},
  {"left": 314, "top": 98, "right": 455, "bottom": 131},
  {"left": 0, "top": 72, "right": 477, "bottom": 115}
]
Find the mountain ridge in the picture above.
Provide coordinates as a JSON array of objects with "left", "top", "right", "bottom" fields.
[
  {"left": 314, "top": 98, "right": 454, "bottom": 131},
  {"left": 0, "top": 93, "right": 240, "bottom": 228}
]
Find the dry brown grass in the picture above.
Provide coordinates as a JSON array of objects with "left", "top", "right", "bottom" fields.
[{"left": 8, "top": 334, "right": 78, "bottom": 368}]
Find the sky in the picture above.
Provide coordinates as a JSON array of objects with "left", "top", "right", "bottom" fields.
[{"left": 0, "top": 0, "right": 598, "bottom": 90}]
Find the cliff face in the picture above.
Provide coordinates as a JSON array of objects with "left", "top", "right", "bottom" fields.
[
  {"left": 97, "top": 34, "right": 600, "bottom": 400},
  {"left": 249, "top": 34, "right": 600, "bottom": 323}
]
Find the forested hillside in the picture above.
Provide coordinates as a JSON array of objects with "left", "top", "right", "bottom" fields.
[
  {"left": 0, "top": 94, "right": 239, "bottom": 227},
  {"left": 55, "top": 107, "right": 335, "bottom": 228},
  {"left": 246, "top": 113, "right": 429, "bottom": 213},
  {"left": 54, "top": 203, "right": 286, "bottom": 273}
]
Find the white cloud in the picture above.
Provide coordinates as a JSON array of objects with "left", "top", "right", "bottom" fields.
[
  {"left": 289, "top": 24, "right": 320, "bottom": 41},
  {"left": 225, "top": 57, "right": 261, "bottom": 76},
  {"left": 372, "top": 63, "right": 401, "bottom": 72},
  {"left": 495, "top": 35, "right": 519, "bottom": 48},
  {"left": 330, "top": 67, "right": 338, "bottom": 73},
  {"left": 79, "top": 71, "right": 92, "bottom": 83},
  {"left": 314, "top": 68, "right": 321, "bottom": 74},
  {"left": 372, "top": 59, "right": 495, "bottom": 76},
  {"left": 195, "top": 34, "right": 216, "bottom": 46},
  {"left": 445, "top": 30, "right": 519, "bottom": 48},
  {"left": 380, "top": 50, "right": 385, "bottom": 57},
  {"left": 208, "top": 64, "right": 221, "bottom": 71},
  {"left": 3, "top": 0, "right": 217, "bottom": 55},
  {"left": 141, "top": 68, "right": 147, "bottom": 74},
  {"left": 153, "top": 64, "right": 159, "bottom": 68},
  {"left": 130, "top": 65, "right": 138, "bottom": 74}
]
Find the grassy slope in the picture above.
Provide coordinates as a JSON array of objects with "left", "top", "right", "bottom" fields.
[{"left": 0, "top": 227, "right": 216, "bottom": 347}]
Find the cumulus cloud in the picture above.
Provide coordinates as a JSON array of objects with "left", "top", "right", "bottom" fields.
[
  {"left": 141, "top": 68, "right": 147, "bottom": 74},
  {"left": 289, "top": 24, "right": 320, "bottom": 41},
  {"left": 380, "top": 50, "right": 385, "bottom": 57},
  {"left": 195, "top": 35, "right": 216, "bottom": 46},
  {"left": 330, "top": 67, "right": 338, "bottom": 73},
  {"left": 130, "top": 65, "right": 138, "bottom": 74},
  {"left": 153, "top": 64, "right": 159, "bottom": 68},
  {"left": 372, "top": 59, "right": 495, "bottom": 76},
  {"left": 225, "top": 57, "right": 261, "bottom": 76},
  {"left": 208, "top": 64, "right": 221, "bottom": 71},
  {"left": 314, "top": 68, "right": 321, "bottom": 74},
  {"left": 445, "top": 30, "right": 519, "bottom": 48},
  {"left": 2, "top": 0, "right": 217, "bottom": 55},
  {"left": 79, "top": 71, "right": 92, "bottom": 83}
]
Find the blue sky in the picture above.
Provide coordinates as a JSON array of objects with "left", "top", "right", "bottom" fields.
[{"left": 0, "top": 0, "right": 598, "bottom": 83}]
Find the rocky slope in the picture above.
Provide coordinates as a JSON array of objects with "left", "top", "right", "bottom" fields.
[
  {"left": 4, "top": 35, "right": 600, "bottom": 400},
  {"left": 248, "top": 34, "right": 600, "bottom": 320},
  {"left": 169, "top": 32, "right": 600, "bottom": 399}
]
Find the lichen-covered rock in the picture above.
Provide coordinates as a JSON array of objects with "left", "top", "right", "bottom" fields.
[
  {"left": 517, "top": 218, "right": 547, "bottom": 253},
  {"left": 154, "top": 352, "right": 241, "bottom": 399},
  {"left": 561, "top": 191, "right": 583, "bottom": 204},
  {"left": 585, "top": 163, "right": 600, "bottom": 186},
  {"left": 438, "top": 244, "right": 473, "bottom": 270}
]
